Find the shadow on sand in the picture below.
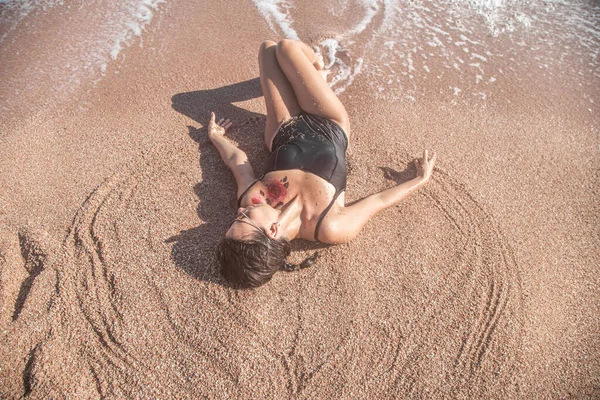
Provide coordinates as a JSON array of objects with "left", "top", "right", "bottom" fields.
[{"left": 167, "top": 78, "right": 264, "bottom": 286}]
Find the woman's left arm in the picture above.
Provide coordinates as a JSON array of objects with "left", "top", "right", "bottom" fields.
[
  {"left": 208, "top": 112, "right": 258, "bottom": 198},
  {"left": 321, "top": 150, "right": 437, "bottom": 244}
]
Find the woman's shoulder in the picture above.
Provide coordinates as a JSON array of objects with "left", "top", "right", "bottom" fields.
[
  {"left": 303, "top": 194, "right": 345, "bottom": 244},
  {"left": 237, "top": 178, "right": 261, "bottom": 207},
  {"left": 310, "top": 212, "right": 345, "bottom": 244}
]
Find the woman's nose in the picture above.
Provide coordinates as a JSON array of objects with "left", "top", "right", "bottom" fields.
[{"left": 236, "top": 207, "right": 244, "bottom": 216}]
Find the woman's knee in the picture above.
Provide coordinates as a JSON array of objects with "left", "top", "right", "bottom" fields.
[
  {"left": 275, "top": 39, "right": 300, "bottom": 60},
  {"left": 259, "top": 40, "right": 277, "bottom": 55}
]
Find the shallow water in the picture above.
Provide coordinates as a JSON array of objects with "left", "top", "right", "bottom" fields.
[
  {"left": 0, "top": 0, "right": 165, "bottom": 100},
  {"left": 253, "top": 0, "right": 600, "bottom": 102},
  {"left": 1, "top": 0, "right": 598, "bottom": 107}
]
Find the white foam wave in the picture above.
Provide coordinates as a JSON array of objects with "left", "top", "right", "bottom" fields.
[
  {"left": 250, "top": 0, "right": 599, "bottom": 102},
  {"left": 252, "top": 0, "right": 299, "bottom": 40},
  {"left": 0, "top": 0, "right": 65, "bottom": 43},
  {"left": 346, "top": 0, "right": 379, "bottom": 36},
  {"left": 1, "top": 0, "right": 166, "bottom": 97},
  {"left": 108, "top": 0, "right": 165, "bottom": 61},
  {"left": 319, "top": 38, "right": 341, "bottom": 70}
]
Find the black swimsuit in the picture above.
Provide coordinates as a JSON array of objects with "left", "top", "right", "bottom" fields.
[{"left": 238, "top": 113, "right": 349, "bottom": 242}]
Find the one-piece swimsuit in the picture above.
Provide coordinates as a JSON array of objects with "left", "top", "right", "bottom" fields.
[{"left": 237, "top": 113, "right": 348, "bottom": 242}]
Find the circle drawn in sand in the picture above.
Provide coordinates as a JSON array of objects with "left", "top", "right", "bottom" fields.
[{"left": 4, "top": 140, "right": 523, "bottom": 398}]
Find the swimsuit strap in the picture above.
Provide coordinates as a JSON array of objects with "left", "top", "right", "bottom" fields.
[
  {"left": 236, "top": 178, "right": 262, "bottom": 208},
  {"left": 314, "top": 189, "right": 344, "bottom": 243}
]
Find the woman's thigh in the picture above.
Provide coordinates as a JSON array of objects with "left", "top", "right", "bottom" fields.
[
  {"left": 275, "top": 39, "right": 350, "bottom": 136},
  {"left": 258, "top": 40, "right": 302, "bottom": 150}
]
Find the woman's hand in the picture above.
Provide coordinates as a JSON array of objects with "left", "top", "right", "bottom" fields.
[
  {"left": 207, "top": 112, "right": 256, "bottom": 196},
  {"left": 414, "top": 150, "right": 437, "bottom": 182},
  {"left": 208, "top": 112, "right": 232, "bottom": 140}
]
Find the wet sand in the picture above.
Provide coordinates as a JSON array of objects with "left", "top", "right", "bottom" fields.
[{"left": 0, "top": 0, "right": 599, "bottom": 397}]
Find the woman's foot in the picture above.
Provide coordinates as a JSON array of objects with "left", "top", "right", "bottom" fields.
[
  {"left": 312, "top": 54, "right": 330, "bottom": 82},
  {"left": 313, "top": 54, "right": 325, "bottom": 71},
  {"left": 318, "top": 68, "right": 330, "bottom": 82}
]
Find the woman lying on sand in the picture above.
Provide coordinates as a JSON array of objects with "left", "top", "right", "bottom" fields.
[{"left": 209, "top": 39, "right": 436, "bottom": 288}]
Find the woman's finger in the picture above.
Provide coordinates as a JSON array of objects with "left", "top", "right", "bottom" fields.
[
  {"left": 217, "top": 118, "right": 225, "bottom": 125},
  {"left": 210, "top": 112, "right": 215, "bottom": 123},
  {"left": 430, "top": 151, "right": 437, "bottom": 166}
]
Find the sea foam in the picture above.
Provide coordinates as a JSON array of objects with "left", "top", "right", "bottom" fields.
[
  {"left": 250, "top": 0, "right": 600, "bottom": 103},
  {"left": 0, "top": 0, "right": 65, "bottom": 43},
  {"left": 1, "top": 0, "right": 166, "bottom": 96},
  {"left": 252, "top": 0, "right": 300, "bottom": 40}
]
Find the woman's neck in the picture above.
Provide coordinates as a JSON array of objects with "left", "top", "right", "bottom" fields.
[{"left": 278, "top": 196, "right": 302, "bottom": 239}]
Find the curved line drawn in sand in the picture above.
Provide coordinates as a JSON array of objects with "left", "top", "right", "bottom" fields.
[
  {"left": 1, "top": 139, "right": 524, "bottom": 397},
  {"left": 425, "top": 168, "right": 524, "bottom": 390}
]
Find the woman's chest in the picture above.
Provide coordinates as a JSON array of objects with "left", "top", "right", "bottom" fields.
[
  {"left": 265, "top": 170, "right": 335, "bottom": 208},
  {"left": 267, "top": 171, "right": 340, "bottom": 240}
]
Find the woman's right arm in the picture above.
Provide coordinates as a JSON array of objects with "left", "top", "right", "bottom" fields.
[
  {"left": 208, "top": 112, "right": 257, "bottom": 198},
  {"left": 319, "top": 150, "right": 437, "bottom": 244}
]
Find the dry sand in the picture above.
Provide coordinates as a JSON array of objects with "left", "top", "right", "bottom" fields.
[{"left": 0, "top": 0, "right": 599, "bottom": 398}]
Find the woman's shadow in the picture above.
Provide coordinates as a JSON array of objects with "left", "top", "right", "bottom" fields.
[{"left": 167, "top": 78, "right": 267, "bottom": 285}]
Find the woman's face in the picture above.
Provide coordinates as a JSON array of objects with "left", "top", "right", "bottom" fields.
[{"left": 225, "top": 204, "right": 281, "bottom": 240}]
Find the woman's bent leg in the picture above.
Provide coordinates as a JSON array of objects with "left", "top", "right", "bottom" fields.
[
  {"left": 275, "top": 39, "right": 350, "bottom": 136},
  {"left": 258, "top": 40, "right": 301, "bottom": 150}
]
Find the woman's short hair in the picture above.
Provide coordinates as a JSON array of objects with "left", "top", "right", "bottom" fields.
[
  {"left": 218, "top": 232, "right": 321, "bottom": 288},
  {"left": 218, "top": 232, "right": 291, "bottom": 288}
]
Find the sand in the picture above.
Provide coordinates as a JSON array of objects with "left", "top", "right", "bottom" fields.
[{"left": 1, "top": 0, "right": 599, "bottom": 398}]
